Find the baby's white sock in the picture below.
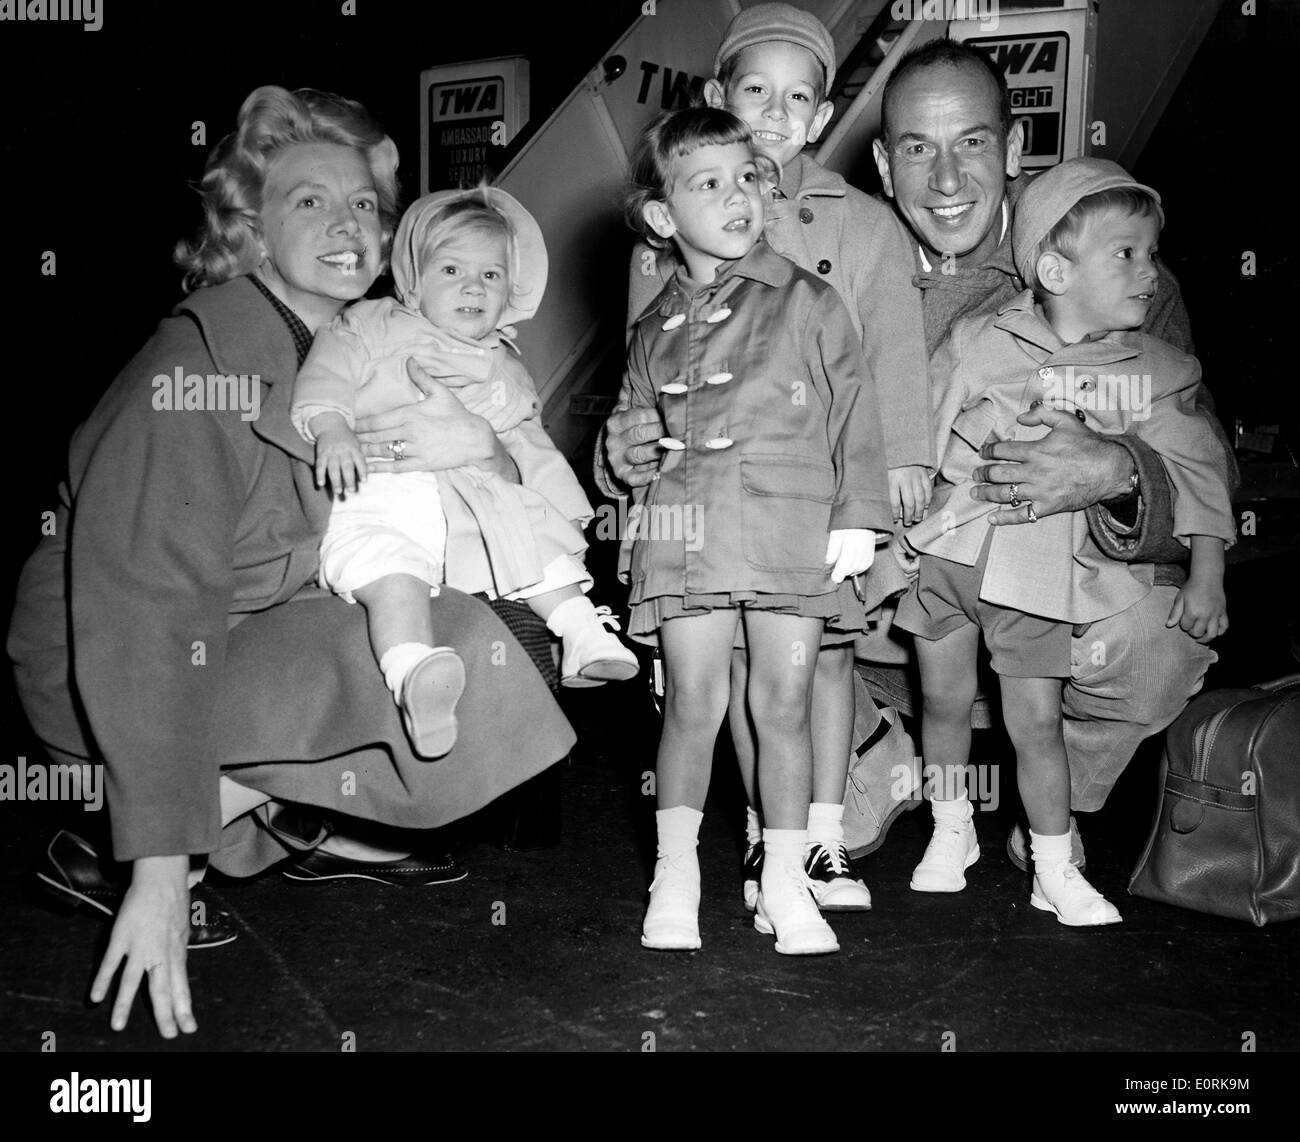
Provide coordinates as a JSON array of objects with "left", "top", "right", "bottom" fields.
[
  {"left": 807, "top": 802, "right": 845, "bottom": 848},
  {"left": 379, "top": 642, "right": 439, "bottom": 701},
  {"left": 745, "top": 806, "right": 762, "bottom": 848},
  {"left": 544, "top": 594, "right": 598, "bottom": 640}
]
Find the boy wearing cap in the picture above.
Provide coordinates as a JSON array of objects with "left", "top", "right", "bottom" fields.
[
  {"left": 891, "top": 158, "right": 1234, "bottom": 925},
  {"left": 612, "top": 1, "right": 931, "bottom": 915}
]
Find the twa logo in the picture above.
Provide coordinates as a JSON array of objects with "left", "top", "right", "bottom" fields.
[{"left": 432, "top": 77, "right": 503, "bottom": 121}]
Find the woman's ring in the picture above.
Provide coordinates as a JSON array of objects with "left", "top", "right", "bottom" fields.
[
  {"left": 1025, "top": 504, "right": 1039, "bottom": 523},
  {"left": 389, "top": 439, "right": 407, "bottom": 460},
  {"left": 1008, "top": 482, "right": 1020, "bottom": 507}
]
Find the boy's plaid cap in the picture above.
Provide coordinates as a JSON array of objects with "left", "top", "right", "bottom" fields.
[
  {"left": 1013, "top": 157, "right": 1164, "bottom": 281},
  {"left": 714, "top": 3, "right": 836, "bottom": 92}
]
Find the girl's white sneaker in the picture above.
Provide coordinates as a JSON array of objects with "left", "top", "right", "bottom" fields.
[
  {"left": 1031, "top": 860, "right": 1122, "bottom": 926},
  {"left": 641, "top": 851, "right": 702, "bottom": 950},
  {"left": 754, "top": 862, "right": 839, "bottom": 955}
]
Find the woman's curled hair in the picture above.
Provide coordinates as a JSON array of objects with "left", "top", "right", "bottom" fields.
[{"left": 174, "top": 85, "right": 401, "bottom": 291}]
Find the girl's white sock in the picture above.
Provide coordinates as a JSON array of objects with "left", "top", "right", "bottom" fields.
[
  {"left": 379, "top": 642, "right": 439, "bottom": 700},
  {"left": 807, "top": 802, "right": 845, "bottom": 848},
  {"left": 745, "top": 805, "right": 762, "bottom": 848},
  {"left": 762, "top": 827, "right": 808, "bottom": 867},
  {"left": 1029, "top": 829, "right": 1072, "bottom": 868},
  {"left": 656, "top": 805, "right": 704, "bottom": 857},
  {"left": 930, "top": 793, "right": 974, "bottom": 824}
]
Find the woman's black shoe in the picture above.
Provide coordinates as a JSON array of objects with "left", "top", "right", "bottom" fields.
[{"left": 32, "top": 829, "right": 239, "bottom": 949}]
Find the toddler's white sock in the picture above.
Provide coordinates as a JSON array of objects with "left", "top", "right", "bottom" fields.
[
  {"left": 379, "top": 642, "right": 439, "bottom": 701},
  {"left": 745, "top": 805, "right": 762, "bottom": 848},
  {"left": 807, "top": 802, "right": 845, "bottom": 848},
  {"left": 545, "top": 595, "right": 597, "bottom": 640}
]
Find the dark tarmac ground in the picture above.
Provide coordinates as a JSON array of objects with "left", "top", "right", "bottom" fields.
[{"left": 1, "top": 552, "right": 1297, "bottom": 1054}]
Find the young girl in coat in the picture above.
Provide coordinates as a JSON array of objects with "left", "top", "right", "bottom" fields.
[
  {"left": 620, "top": 108, "right": 894, "bottom": 955},
  {"left": 292, "top": 188, "right": 637, "bottom": 759}
]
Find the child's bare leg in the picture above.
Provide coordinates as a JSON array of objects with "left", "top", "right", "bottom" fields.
[
  {"left": 657, "top": 610, "right": 739, "bottom": 810},
  {"left": 810, "top": 646, "right": 856, "bottom": 804},
  {"left": 743, "top": 611, "right": 838, "bottom": 955},
  {"left": 641, "top": 609, "right": 738, "bottom": 951},
  {"left": 910, "top": 625, "right": 982, "bottom": 893},
  {"left": 743, "top": 612, "right": 821, "bottom": 829},
  {"left": 999, "top": 676, "right": 1069, "bottom": 838},
  {"left": 805, "top": 643, "right": 873, "bottom": 909},
  {"left": 354, "top": 574, "right": 463, "bottom": 759},
  {"left": 354, "top": 574, "right": 436, "bottom": 658},
  {"left": 1002, "top": 673, "right": 1121, "bottom": 925}
]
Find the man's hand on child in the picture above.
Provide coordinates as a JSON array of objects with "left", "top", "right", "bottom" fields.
[
  {"left": 606, "top": 396, "right": 667, "bottom": 489},
  {"left": 1166, "top": 576, "right": 1229, "bottom": 643},
  {"left": 889, "top": 465, "right": 932, "bottom": 526},
  {"left": 826, "top": 529, "right": 876, "bottom": 583},
  {"left": 891, "top": 535, "right": 920, "bottom": 580},
  {"left": 315, "top": 428, "right": 368, "bottom": 497}
]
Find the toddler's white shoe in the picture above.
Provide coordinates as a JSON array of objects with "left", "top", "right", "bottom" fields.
[
  {"left": 641, "top": 851, "right": 702, "bottom": 950},
  {"left": 1031, "top": 860, "right": 1122, "bottom": 926},
  {"left": 910, "top": 804, "right": 980, "bottom": 892},
  {"left": 754, "top": 861, "right": 839, "bottom": 955},
  {"left": 398, "top": 648, "right": 466, "bottom": 759},
  {"left": 560, "top": 606, "right": 639, "bottom": 688}
]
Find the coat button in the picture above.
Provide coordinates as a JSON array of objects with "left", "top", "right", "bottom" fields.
[
  {"left": 1078, "top": 375, "right": 1096, "bottom": 391},
  {"left": 816, "top": 259, "right": 831, "bottom": 274},
  {"left": 704, "top": 372, "right": 733, "bottom": 385},
  {"left": 658, "top": 436, "right": 686, "bottom": 450},
  {"left": 660, "top": 382, "right": 688, "bottom": 395},
  {"left": 661, "top": 313, "right": 686, "bottom": 330},
  {"left": 706, "top": 307, "right": 732, "bottom": 323},
  {"left": 704, "top": 433, "right": 734, "bottom": 450},
  {"left": 1038, "top": 366, "right": 1054, "bottom": 380},
  {"left": 799, "top": 208, "right": 814, "bottom": 223}
]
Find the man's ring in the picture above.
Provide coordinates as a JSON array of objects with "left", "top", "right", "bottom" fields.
[
  {"left": 1008, "top": 482, "right": 1021, "bottom": 507},
  {"left": 1025, "top": 504, "right": 1039, "bottom": 523},
  {"left": 389, "top": 439, "right": 407, "bottom": 460}
]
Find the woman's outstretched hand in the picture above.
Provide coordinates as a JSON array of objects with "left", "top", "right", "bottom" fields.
[
  {"left": 89, "top": 854, "right": 196, "bottom": 1038},
  {"left": 354, "top": 359, "right": 517, "bottom": 481}
]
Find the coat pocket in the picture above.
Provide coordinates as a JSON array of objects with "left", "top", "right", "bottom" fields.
[
  {"left": 740, "top": 453, "right": 834, "bottom": 573},
  {"left": 951, "top": 400, "right": 999, "bottom": 449}
]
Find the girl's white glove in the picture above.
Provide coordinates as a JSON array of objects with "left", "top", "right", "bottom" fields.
[{"left": 825, "top": 529, "right": 877, "bottom": 583}]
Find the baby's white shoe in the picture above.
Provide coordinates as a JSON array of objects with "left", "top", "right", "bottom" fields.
[
  {"left": 910, "top": 797, "right": 979, "bottom": 892},
  {"left": 641, "top": 850, "right": 702, "bottom": 950},
  {"left": 398, "top": 648, "right": 466, "bottom": 758},
  {"left": 1031, "top": 860, "right": 1122, "bottom": 926},
  {"left": 555, "top": 603, "right": 639, "bottom": 688}
]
